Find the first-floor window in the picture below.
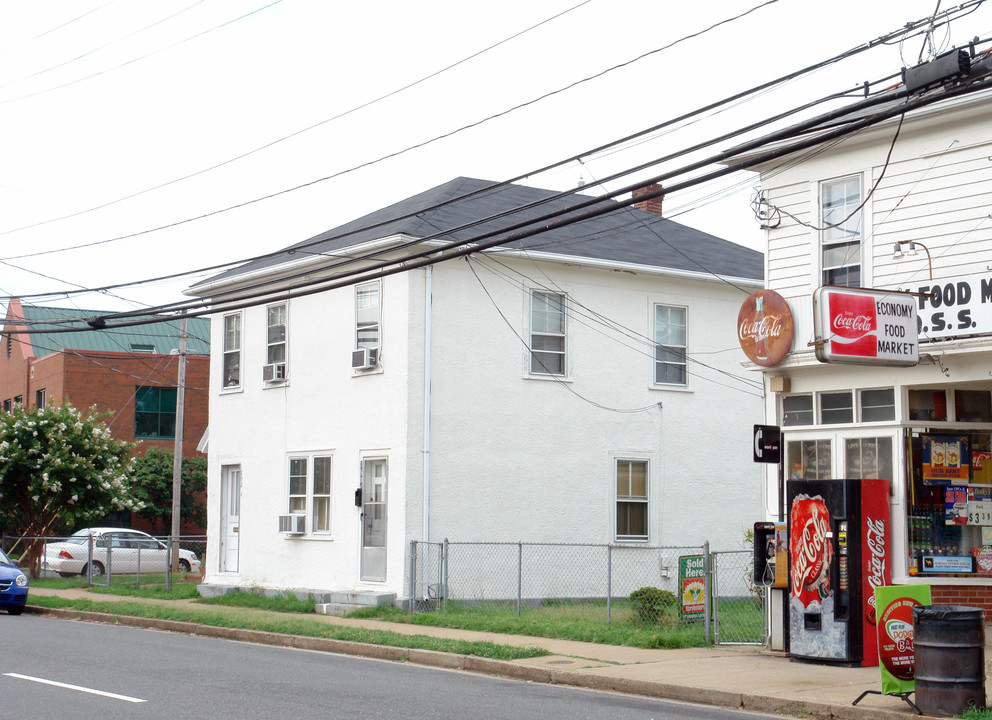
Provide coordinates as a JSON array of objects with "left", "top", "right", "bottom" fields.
[
  {"left": 616, "top": 459, "right": 648, "bottom": 541},
  {"left": 287, "top": 455, "right": 332, "bottom": 534},
  {"left": 35, "top": 389, "right": 45, "bottom": 409}
]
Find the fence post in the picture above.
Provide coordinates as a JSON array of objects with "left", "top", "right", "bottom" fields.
[
  {"left": 87, "top": 534, "right": 94, "bottom": 586},
  {"left": 606, "top": 544, "right": 613, "bottom": 625},
  {"left": 441, "top": 538, "right": 449, "bottom": 611},
  {"left": 703, "top": 541, "right": 711, "bottom": 644},
  {"left": 409, "top": 540, "right": 417, "bottom": 610},
  {"left": 165, "top": 537, "right": 172, "bottom": 591},
  {"left": 517, "top": 542, "right": 522, "bottom": 618}
]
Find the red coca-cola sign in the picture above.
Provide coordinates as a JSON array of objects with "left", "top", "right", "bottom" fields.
[
  {"left": 789, "top": 495, "right": 832, "bottom": 608},
  {"left": 738, "top": 290, "right": 793, "bottom": 367},
  {"left": 828, "top": 291, "right": 877, "bottom": 357},
  {"left": 813, "top": 287, "right": 918, "bottom": 366}
]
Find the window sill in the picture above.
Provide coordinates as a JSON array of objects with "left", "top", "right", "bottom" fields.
[
  {"left": 219, "top": 385, "right": 244, "bottom": 395},
  {"left": 648, "top": 383, "right": 692, "bottom": 393},
  {"left": 263, "top": 380, "right": 290, "bottom": 389},
  {"left": 352, "top": 366, "right": 384, "bottom": 378},
  {"left": 281, "top": 534, "right": 334, "bottom": 541},
  {"left": 524, "top": 373, "right": 573, "bottom": 383},
  {"left": 614, "top": 538, "right": 649, "bottom": 545}
]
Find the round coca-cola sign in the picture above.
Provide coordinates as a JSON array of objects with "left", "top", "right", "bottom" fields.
[{"left": 738, "top": 290, "right": 793, "bottom": 367}]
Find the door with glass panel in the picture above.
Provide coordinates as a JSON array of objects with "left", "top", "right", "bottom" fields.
[
  {"left": 220, "top": 465, "right": 241, "bottom": 573},
  {"left": 361, "top": 459, "right": 387, "bottom": 581}
]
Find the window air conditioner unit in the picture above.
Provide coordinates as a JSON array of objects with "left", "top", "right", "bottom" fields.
[
  {"left": 351, "top": 347, "right": 378, "bottom": 370},
  {"left": 278, "top": 514, "right": 305, "bottom": 534},
  {"left": 263, "top": 362, "right": 287, "bottom": 382}
]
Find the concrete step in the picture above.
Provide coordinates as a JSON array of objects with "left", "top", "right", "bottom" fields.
[{"left": 316, "top": 591, "right": 396, "bottom": 616}]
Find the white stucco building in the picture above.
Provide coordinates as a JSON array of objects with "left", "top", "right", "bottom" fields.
[
  {"left": 746, "top": 60, "right": 992, "bottom": 611},
  {"left": 188, "top": 177, "right": 764, "bottom": 604}
]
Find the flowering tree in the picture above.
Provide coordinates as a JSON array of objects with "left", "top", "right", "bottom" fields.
[{"left": 0, "top": 402, "right": 142, "bottom": 576}]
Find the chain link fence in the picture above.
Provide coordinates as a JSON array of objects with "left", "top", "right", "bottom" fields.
[
  {"left": 409, "top": 541, "right": 767, "bottom": 645},
  {"left": 2, "top": 532, "right": 206, "bottom": 589}
]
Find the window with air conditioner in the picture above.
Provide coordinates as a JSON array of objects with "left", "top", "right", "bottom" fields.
[
  {"left": 354, "top": 281, "right": 380, "bottom": 369},
  {"left": 285, "top": 454, "right": 332, "bottom": 536},
  {"left": 265, "top": 303, "right": 287, "bottom": 383}
]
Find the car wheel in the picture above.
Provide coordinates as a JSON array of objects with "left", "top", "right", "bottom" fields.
[
  {"left": 58, "top": 572, "right": 76, "bottom": 578},
  {"left": 8, "top": 605, "right": 24, "bottom": 616},
  {"left": 81, "top": 561, "right": 105, "bottom": 577},
  {"left": 179, "top": 559, "right": 191, "bottom": 573}
]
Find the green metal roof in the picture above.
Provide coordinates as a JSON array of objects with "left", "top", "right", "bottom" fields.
[{"left": 15, "top": 305, "right": 210, "bottom": 359}]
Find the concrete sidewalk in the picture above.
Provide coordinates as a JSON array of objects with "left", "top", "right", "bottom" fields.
[{"left": 23, "top": 587, "right": 952, "bottom": 719}]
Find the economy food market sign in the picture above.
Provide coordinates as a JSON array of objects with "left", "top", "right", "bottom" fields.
[{"left": 813, "top": 287, "right": 918, "bottom": 366}]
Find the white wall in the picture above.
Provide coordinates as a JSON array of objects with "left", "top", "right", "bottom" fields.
[{"left": 203, "top": 251, "right": 765, "bottom": 599}]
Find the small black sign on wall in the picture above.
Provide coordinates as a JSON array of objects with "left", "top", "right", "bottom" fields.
[{"left": 753, "top": 424, "right": 781, "bottom": 464}]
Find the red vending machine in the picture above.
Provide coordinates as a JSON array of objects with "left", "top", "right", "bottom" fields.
[{"left": 787, "top": 477, "right": 890, "bottom": 665}]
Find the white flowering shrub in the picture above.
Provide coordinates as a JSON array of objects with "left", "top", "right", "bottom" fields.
[{"left": 0, "top": 402, "right": 140, "bottom": 575}]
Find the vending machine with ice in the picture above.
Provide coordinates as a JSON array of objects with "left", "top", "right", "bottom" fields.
[{"left": 787, "top": 477, "right": 890, "bottom": 665}]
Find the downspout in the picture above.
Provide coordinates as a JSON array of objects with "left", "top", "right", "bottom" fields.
[{"left": 423, "top": 266, "right": 432, "bottom": 548}]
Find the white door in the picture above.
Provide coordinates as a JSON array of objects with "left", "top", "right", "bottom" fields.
[
  {"left": 361, "top": 459, "right": 387, "bottom": 581},
  {"left": 220, "top": 465, "right": 241, "bottom": 573}
]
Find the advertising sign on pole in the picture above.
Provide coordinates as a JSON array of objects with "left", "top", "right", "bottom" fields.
[
  {"left": 874, "top": 584, "right": 932, "bottom": 695},
  {"left": 678, "top": 555, "right": 706, "bottom": 620}
]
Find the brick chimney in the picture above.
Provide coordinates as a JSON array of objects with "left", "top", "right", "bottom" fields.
[{"left": 632, "top": 183, "right": 663, "bottom": 215}]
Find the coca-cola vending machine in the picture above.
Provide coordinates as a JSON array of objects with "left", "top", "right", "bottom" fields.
[{"left": 787, "top": 478, "right": 890, "bottom": 666}]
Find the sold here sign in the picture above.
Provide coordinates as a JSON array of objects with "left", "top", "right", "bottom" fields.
[{"left": 813, "top": 287, "right": 919, "bottom": 367}]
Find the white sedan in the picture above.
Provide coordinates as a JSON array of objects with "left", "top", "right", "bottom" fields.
[{"left": 43, "top": 528, "right": 201, "bottom": 577}]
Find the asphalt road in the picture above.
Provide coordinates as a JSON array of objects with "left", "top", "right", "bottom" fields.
[{"left": 0, "top": 614, "right": 786, "bottom": 720}]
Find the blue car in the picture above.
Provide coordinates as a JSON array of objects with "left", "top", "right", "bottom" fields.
[{"left": 0, "top": 547, "right": 28, "bottom": 615}]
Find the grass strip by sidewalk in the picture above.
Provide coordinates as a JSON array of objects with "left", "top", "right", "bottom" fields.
[{"left": 27, "top": 594, "right": 549, "bottom": 662}]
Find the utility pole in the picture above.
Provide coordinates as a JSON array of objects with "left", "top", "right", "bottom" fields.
[{"left": 170, "top": 314, "right": 187, "bottom": 572}]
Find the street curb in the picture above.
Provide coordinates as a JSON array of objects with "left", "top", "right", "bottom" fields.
[{"left": 25, "top": 605, "right": 923, "bottom": 720}]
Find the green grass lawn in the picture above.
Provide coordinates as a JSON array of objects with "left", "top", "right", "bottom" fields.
[
  {"left": 28, "top": 578, "right": 765, "bottom": 649},
  {"left": 26, "top": 593, "right": 547, "bottom": 661}
]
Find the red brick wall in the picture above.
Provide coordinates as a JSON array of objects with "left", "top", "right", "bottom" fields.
[{"left": 931, "top": 585, "right": 992, "bottom": 614}]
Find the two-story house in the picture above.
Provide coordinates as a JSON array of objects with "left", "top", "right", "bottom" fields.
[
  {"left": 188, "top": 176, "right": 764, "bottom": 603},
  {"left": 746, "top": 69, "right": 992, "bottom": 611}
]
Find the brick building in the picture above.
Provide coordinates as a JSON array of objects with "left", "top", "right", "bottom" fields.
[{"left": 0, "top": 299, "right": 210, "bottom": 534}]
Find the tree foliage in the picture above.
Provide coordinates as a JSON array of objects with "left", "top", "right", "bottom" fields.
[
  {"left": 0, "top": 402, "right": 140, "bottom": 574},
  {"left": 131, "top": 447, "right": 207, "bottom": 534}
]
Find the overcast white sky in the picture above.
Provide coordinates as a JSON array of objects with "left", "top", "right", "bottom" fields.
[{"left": 0, "top": 0, "right": 989, "bottom": 313}]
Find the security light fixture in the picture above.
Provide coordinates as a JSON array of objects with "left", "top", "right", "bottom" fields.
[{"left": 892, "top": 240, "right": 932, "bottom": 280}]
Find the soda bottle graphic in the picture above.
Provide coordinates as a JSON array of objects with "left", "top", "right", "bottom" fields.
[{"left": 755, "top": 296, "right": 769, "bottom": 362}]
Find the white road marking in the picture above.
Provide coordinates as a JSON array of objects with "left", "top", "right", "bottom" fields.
[{"left": 3, "top": 673, "right": 146, "bottom": 703}]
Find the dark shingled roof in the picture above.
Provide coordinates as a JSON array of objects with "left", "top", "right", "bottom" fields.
[
  {"left": 197, "top": 177, "right": 763, "bottom": 288},
  {"left": 8, "top": 305, "right": 210, "bottom": 359}
]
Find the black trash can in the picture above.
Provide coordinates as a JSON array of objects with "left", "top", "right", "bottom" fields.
[{"left": 913, "top": 604, "right": 986, "bottom": 717}]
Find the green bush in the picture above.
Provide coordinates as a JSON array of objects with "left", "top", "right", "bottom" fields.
[{"left": 629, "top": 586, "right": 676, "bottom": 623}]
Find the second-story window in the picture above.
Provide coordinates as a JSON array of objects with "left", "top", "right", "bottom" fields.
[
  {"left": 266, "top": 303, "right": 287, "bottom": 365},
  {"left": 530, "top": 290, "right": 566, "bottom": 375},
  {"left": 654, "top": 305, "right": 687, "bottom": 386},
  {"left": 135, "top": 386, "right": 178, "bottom": 438},
  {"left": 820, "top": 175, "right": 862, "bottom": 288},
  {"left": 223, "top": 312, "right": 242, "bottom": 388},
  {"left": 356, "top": 282, "right": 380, "bottom": 350}
]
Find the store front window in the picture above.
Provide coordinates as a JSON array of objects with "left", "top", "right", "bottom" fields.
[{"left": 907, "top": 429, "right": 992, "bottom": 578}]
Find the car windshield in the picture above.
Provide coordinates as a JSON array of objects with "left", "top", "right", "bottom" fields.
[{"left": 0, "top": 547, "right": 14, "bottom": 565}]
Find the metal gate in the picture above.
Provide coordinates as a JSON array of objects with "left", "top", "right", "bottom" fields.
[{"left": 710, "top": 549, "right": 767, "bottom": 645}]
